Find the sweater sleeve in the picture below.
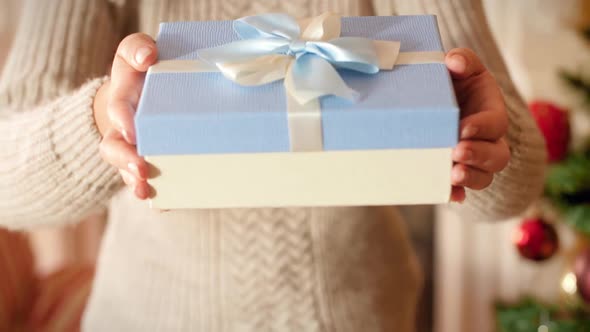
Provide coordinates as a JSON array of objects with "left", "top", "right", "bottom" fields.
[
  {"left": 0, "top": 0, "right": 131, "bottom": 229},
  {"left": 373, "top": 0, "right": 547, "bottom": 221}
]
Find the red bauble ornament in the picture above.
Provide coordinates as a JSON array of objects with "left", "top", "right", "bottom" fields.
[
  {"left": 513, "top": 218, "right": 559, "bottom": 261},
  {"left": 528, "top": 100, "right": 571, "bottom": 163},
  {"left": 574, "top": 248, "right": 590, "bottom": 304}
]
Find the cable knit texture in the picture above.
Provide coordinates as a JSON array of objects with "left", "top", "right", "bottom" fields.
[{"left": 0, "top": 0, "right": 546, "bottom": 331}]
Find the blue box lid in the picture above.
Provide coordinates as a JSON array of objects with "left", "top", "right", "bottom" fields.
[{"left": 136, "top": 15, "right": 459, "bottom": 156}]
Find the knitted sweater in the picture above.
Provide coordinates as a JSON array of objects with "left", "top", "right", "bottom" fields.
[{"left": 0, "top": 0, "right": 546, "bottom": 331}]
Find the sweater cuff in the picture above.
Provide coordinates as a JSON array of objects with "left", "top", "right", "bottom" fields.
[{"left": 48, "top": 77, "right": 121, "bottom": 214}]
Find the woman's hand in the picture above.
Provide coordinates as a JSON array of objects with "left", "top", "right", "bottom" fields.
[
  {"left": 94, "top": 33, "right": 158, "bottom": 199},
  {"left": 445, "top": 48, "right": 510, "bottom": 203}
]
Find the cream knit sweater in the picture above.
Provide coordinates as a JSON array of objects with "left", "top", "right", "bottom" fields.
[{"left": 0, "top": 0, "right": 546, "bottom": 331}]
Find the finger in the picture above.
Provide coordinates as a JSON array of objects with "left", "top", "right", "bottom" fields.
[
  {"left": 450, "top": 186, "right": 466, "bottom": 203},
  {"left": 134, "top": 180, "right": 152, "bottom": 200},
  {"left": 455, "top": 76, "right": 506, "bottom": 120},
  {"left": 119, "top": 169, "right": 136, "bottom": 187},
  {"left": 111, "top": 33, "right": 157, "bottom": 103},
  {"left": 446, "top": 49, "right": 507, "bottom": 126},
  {"left": 113, "top": 33, "right": 158, "bottom": 75},
  {"left": 101, "top": 130, "right": 152, "bottom": 200},
  {"left": 451, "top": 164, "right": 494, "bottom": 190},
  {"left": 446, "top": 48, "right": 487, "bottom": 80},
  {"left": 120, "top": 169, "right": 152, "bottom": 200},
  {"left": 107, "top": 99, "right": 136, "bottom": 144},
  {"left": 453, "top": 138, "right": 510, "bottom": 172},
  {"left": 459, "top": 109, "right": 509, "bottom": 141},
  {"left": 99, "top": 129, "right": 149, "bottom": 179},
  {"left": 110, "top": 33, "right": 158, "bottom": 143}
]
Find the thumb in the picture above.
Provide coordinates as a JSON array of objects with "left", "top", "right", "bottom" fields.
[
  {"left": 108, "top": 33, "right": 158, "bottom": 144},
  {"left": 113, "top": 33, "right": 158, "bottom": 73},
  {"left": 110, "top": 33, "right": 158, "bottom": 101},
  {"left": 445, "top": 48, "right": 488, "bottom": 80}
]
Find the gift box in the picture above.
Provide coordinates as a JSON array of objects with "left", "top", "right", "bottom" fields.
[{"left": 136, "top": 13, "right": 459, "bottom": 209}]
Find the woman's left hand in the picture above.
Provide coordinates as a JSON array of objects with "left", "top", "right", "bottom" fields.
[{"left": 445, "top": 48, "right": 511, "bottom": 202}]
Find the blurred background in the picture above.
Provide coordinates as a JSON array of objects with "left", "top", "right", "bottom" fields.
[
  {"left": 436, "top": 1, "right": 590, "bottom": 332},
  {"left": 1, "top": 0, "right": 590, "bottom": 331}
]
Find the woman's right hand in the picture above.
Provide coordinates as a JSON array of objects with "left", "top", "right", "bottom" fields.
[{"left": 95, "top": 33, "right": 158, "bottom": 199}]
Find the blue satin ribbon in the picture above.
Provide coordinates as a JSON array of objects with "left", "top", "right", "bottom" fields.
[{"left": 198, "top": 13, "right": 382, "bottom": 103}]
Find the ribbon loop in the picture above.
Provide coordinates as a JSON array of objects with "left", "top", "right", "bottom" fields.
[
  {"left": 218, "top": 54, "right": 292, "bottom": 86},
  {"left": 289, "top": 54, "right": 359, "bottom": 105},
  {"left": 198, "top": 39, "right": 290, "bottom": 64},
  {"left": 300, "top": 12, "right": 341, "bottom": 41},
  {"left": 305, "top": 37, "right": 380, "bottom": 73},
  {"left": 198, "top": 12, "right": 390, "bottom": 102},
  {"left": 234, "top": 13, "right": 300, "bottom": 40}
]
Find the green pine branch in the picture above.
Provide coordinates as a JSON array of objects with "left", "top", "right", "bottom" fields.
[
  {"left": 546, "top": 153, "right": 590, "bottom": 197},
  {"left": 545, "top": 153, "right": 590, "bottom": 235},
  {"left": 564, "top": 204, "right": 590, "bottom": 235},
  {"left": 496, "top": 299, "right": 590, "bottom": 332},
  {"left": 560, "top": 70, "right": 590, "bottom": 106}
]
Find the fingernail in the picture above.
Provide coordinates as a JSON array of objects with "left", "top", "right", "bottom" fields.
[
  {"left": 135, "top": 183, "right": 150, "bottom": 200},
  {"left": 449, "top": 54, "right": 466, "bottom": 72},
  {"left": 122, "top": 129, "right": 136, "bottom": 145},
  {"left": 458, "top": 195, "right": 466, "bottom": 204},
  {"left": 120, "top": 169, "right": 136, "bottom": 186},
  {"left": 461, "top": 149, "right": 473, "bottom": 162},
  {"left": 128, "top": 163, "right": 144, "bottom": 179},
  {"left": 135, "top": 47, "right": 152, "bottom": 65},
  {"left": 122, "top": 129, "right": 131, "bottom": 142},
  {"left": 461, "top": 125, "right": 478, "bottom": 139},
  {"left": 452, "top": 168, "right": 467, "bottom": 183},
  {"left": 453, "top": 148, "right": 473, "bottom": 162}
]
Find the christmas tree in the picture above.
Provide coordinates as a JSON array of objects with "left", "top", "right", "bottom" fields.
[{"left": 495, "top": 28, "right": 590, "bottom": 332}]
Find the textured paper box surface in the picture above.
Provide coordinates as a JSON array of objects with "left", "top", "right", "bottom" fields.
[
  {"left": 136, "top": 15, "right": 459, "bottom": 208},
  {"left": 136, "top": 16, "right": 459, "bottom": 155}
]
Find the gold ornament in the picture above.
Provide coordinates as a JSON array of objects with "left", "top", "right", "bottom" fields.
[
  {"left": 560, "top": 270, "right": 584, "bottom": 308},
  {"left": 559, "top": 239, "right": 590, "bottom": 311}
]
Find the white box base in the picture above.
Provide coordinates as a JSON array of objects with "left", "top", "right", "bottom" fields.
[{"left": 146, "top": 149, "right": 452, "bottom": 209}]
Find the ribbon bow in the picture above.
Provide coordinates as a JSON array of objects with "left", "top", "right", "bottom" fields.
[{"left": 198, "top": 13, "right": 399, "bottom": 105}]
